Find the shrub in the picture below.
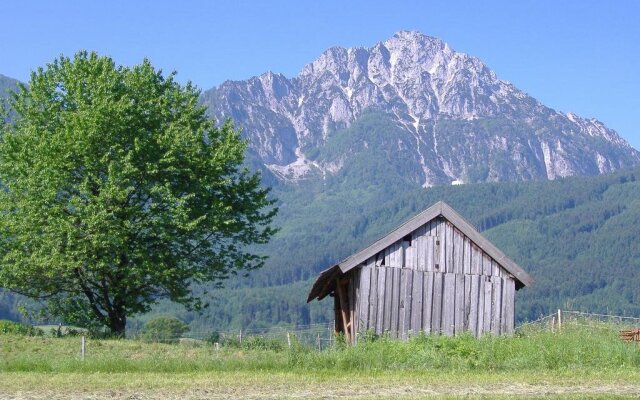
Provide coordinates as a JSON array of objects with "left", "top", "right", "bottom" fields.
[
  {"left": 65, "top": 328, "right": 82, "bottom": 337},
  {"left": 221, "top": 334, "right": 285, "bottom": 351},
  {"left": 242, "top": 336, "right": 286, "bottom": 351},
  {"left": 141, "top": 316, "right": 189, "bottom": 343},
  {"left": 0, "top": 319, "right": 43, "bottom": 336},
  {"left": 205, "top": 331, "right": 221, "bottom": 345}
]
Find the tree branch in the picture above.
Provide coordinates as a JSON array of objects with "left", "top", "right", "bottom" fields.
[{"left": 73, "top": 267, "right": 108, "bottom": 325}]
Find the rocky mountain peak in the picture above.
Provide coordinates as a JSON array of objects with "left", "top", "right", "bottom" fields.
[
  {"left": 384, "top": 31, "right": 450, "bottom": 60},
  {"left": 202, "top": 32, "right": 640, "bottom": 186}
]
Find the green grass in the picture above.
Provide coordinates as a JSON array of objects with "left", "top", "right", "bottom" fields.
[
  {"left": 1, "top": 324, "right": 639, "bottom": 398},
  {"left": 1, "top": 323, "right": 639, "bottom": 373}
]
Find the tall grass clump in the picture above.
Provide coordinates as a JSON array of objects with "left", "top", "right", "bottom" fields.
[{"left": 287, "top": 324, "right": 640, "bottom": 372}]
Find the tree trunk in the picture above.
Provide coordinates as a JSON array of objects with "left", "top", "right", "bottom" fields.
[{"left": 108, "top": 311, "right": 127, "bottom": 337}]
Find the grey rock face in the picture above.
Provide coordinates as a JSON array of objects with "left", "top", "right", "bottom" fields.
[{"left": 202, "top": 31, "right": 640, "bottom": 186}]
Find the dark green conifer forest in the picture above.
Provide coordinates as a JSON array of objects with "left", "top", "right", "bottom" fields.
[
  {"left": 128, "top": 166, "right": 640, "bottom": 332},
  {"left": 4, "top": 164, "right": 640, "bottom": 331}
]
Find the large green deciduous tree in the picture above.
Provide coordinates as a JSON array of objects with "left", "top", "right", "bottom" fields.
[{"left": 0, "top": 52, "right": 277, "bottom": 335}]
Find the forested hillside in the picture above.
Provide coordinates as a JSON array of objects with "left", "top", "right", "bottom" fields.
[
  {"left": 123, "top": 166, "right": 640, "bottom": 331},
  {"left": 5, "top": 163, "right": 639, "bottom": 332}
]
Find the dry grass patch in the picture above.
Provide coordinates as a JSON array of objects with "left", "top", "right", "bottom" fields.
[{"left": 1, "top": 370, "right": 640, "bottom": 399}]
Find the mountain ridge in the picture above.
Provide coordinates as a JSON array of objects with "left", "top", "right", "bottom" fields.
[{"left": 202, "top": 31, "right": 639, "bottom": 187}]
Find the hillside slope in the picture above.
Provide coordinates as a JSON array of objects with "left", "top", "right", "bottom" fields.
[
  {"left": 0, "top": 74, "right": 19, "bottom": 99},
  {"left": 130, "top": 167, "right": 640, "bottom": 330},
  {"left": 6, "top": 167, "right": 639, "bottom": 329}
]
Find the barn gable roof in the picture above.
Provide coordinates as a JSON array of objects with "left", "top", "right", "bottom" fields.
[{"left": 307, "top": 201, "right": 534, "bottom": 302}]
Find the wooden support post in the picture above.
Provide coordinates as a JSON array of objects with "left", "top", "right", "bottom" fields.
[
  {"left": 350, "top": 307, "right": 355, "bottom": 344},
  {"left": 334, "top": 295, "right": 342, "bottom": 335},
  {"left": 287, "top": 332, "right": 291, "bottom": 348},
  {"left": 336, "top": 278, "right": 351, "bottom": 344}
]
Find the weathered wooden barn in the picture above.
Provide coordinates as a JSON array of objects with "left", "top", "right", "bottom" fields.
[{"left": 307, "top": 201, "right": 533, "bottom": 343}]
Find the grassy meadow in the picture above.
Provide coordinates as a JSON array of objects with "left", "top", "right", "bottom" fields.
[{"left": 1, "top": 322, "right": 640, "bottom": 398}]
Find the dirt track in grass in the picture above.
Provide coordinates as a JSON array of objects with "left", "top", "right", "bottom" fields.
[{"left": 2, "top": 372, "right": 640, "bottom": 399}]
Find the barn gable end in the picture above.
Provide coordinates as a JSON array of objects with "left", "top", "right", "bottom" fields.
[{"left": 307, "top": 201, "right": 533, "bottom": 343}]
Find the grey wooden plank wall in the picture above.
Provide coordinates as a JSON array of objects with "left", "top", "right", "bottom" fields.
[{"left": 354, "top": 218, "right": 516, "bottom": 338}]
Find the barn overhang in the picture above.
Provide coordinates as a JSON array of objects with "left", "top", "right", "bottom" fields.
[
  {"left": 307, "top": 264, "right": 342, "bottom": 302},
  {"left": 307, "top": 201, "right": 534, "bottom": 303}
]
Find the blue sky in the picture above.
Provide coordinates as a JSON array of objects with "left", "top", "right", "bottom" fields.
[{"left": 1, "top": 0, "right": 638, "bottom": 148}]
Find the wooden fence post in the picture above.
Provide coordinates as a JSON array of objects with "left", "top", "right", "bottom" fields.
[
  {"left": 329, "top": 321, "right": 334, "bottom": 347},
  {"left": 316, "top": 333, "right": 321, "bottom": 351},
  {"left": 81, "top": 336, "right": 85, "bottom": 360},
  {"left": 287, "top": 332, "right": 291, "bottom": 348},
  {"left": 557, "top": 309, "right": 562, "bottom": 333}
]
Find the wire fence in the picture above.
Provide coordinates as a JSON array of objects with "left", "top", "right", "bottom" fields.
[
  {"left": 126, "top": 310, "right": 640, "bottom": 348},
  {"left": 213, "top": 321, "right": 338, "bottom": 350},
  {"left": 516, "top": 309, "right": 640, "bottom": 335},
  {"left": 129, "top": 321, "right": 339, "bottom": 350}
]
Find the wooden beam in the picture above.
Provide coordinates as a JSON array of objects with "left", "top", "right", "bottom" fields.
[{"left": 336, "top": 278, "right": 351, "bottom": 344}]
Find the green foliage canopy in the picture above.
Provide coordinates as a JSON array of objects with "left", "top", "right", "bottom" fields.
[
  {"left": 0, "top": 52, "right": 276, "bottom": 335},
  {"left": 141, "top": 315, "right": 189, "bottom": 342}
]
